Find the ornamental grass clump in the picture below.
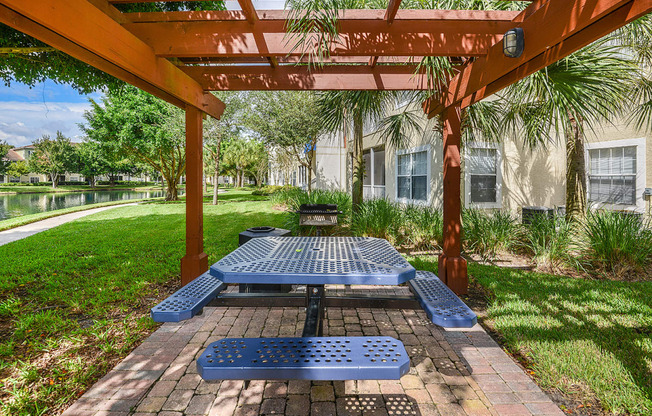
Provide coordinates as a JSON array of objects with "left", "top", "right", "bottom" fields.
[
  {"left": 580, "top": 210, "right": 652, "bottom": 278},
  {"left": 521, "top": 214, "right": 578, "bottom": 271},
  {"left": 350, "top": 198, "right": 404, "bottom": 245},
  {"left": 462, "top": 209, "right": 521, "bottom": 260},
  {"left": 403, "top": 204, "right": 443, "bottom": 250}
]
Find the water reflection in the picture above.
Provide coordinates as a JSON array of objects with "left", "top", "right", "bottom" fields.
[{"left": 0, "top": 190, "right": 168, "bottom": 220}]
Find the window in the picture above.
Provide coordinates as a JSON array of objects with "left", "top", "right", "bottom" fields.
[
  {"left": 397, "top": 147, "right": 429, "bottom": 202},
  {"left": 465, "top": 144, "right": 502, "bottom": 208},
  {"left": 588, "top": 146, "right": 636, "bottom": 205},
  {"left": 363, "top": 147, "right": 386, "bottom": 199},
  {"left": 30, "top": 177, "right": 39, "bottom": 183}
]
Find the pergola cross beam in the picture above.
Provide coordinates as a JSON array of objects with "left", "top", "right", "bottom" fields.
[
  {"left": 424, "top": 0, "right": 649, "bottom": 117},
  {"left": 0, "top": 0, "right": 225, "bottom": 119}
]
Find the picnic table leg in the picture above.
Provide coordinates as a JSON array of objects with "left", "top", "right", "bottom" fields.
[{"left": 302, "top": 285, "right": 325, "bottom": 337}]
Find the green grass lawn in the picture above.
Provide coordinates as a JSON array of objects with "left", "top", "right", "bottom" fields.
[
  {"left": 412, "top": 256, "right": 652, "bottom": 415},
  {"left": 2, "top": 194, "right": 650, "bottom": 415},
  {"left": 0, "top": 191, "right": 285, "bottom": 415}
]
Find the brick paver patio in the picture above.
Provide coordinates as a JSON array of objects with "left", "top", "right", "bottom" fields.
[{"left": 62, "top": 286, "right": 563, "bottom": 416}]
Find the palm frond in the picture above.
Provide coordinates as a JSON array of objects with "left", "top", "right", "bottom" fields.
[
  {"left": 627, "top": 75, "right": 652, "bottom": 132},
  {"left": 377, "top": 109, "right": 424, "bottom": 149}
]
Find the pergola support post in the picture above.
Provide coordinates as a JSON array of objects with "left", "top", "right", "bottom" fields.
[
  {"left": 438, "top": 106, "right": 468, "bottom": 295},
  {"left": 181, "top": 105, "right": 208, "bottom": 286}
]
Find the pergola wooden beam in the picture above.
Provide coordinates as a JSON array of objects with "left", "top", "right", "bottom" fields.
[
  {"left": 425, "top": 0, "right": 649, "bottom": 117},
  {"left": 385, "top": 0, "right": 403, "bottom": 23},
  {"left": 458, "top": 0, "right": 652, "bottom": 108},
  {"left": 0, "top": 0, "right": 225, "bottom": 119},
  {"left": 123, "top": 10, "right": 520, "bottom": 58},
  {"left": 181, "top": 65, "right": 427, "bottom": 90}
]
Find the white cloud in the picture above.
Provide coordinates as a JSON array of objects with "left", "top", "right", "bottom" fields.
[{"left": 0, "top": 101, "right": 92, "bottom": 147}]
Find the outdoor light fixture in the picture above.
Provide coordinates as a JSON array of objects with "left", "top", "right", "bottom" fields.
[{"left": 503, "top": 27, "right": 524, "bottom": 58}]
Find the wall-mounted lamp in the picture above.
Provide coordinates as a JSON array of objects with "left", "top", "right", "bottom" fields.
[{"left": 503, "top": 27, "right": 524, "bottom": 58}]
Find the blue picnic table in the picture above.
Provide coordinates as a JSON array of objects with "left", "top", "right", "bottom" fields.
[{"left": 151, "top": 236, "right": 477, "bottom": 382}]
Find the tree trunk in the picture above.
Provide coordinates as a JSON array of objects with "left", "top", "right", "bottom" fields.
[
  {"left": 50, "top": 173, "right": 57, "bottom": 189},
  {"left": 351, "top": 111, "right": 364, "bottom": 211},
  {"left": 307, "top": 162, "right": 313, "bottom": 194},
  {"left": 565, "top": 116, "right": 587, "bottom": 221},
  {"left": 212, "top": 171, "right": 220, "bottom": 205},
  {"left": 165, "top": 180, "right": 179, "bottom": 201}
]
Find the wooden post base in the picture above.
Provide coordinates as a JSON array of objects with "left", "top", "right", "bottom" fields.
[
  {"left": 181, "top": 252, "right": 209, "bottom": 286},
  {"left": 438, "top": 254, "right": 468, "bottom": 296}
]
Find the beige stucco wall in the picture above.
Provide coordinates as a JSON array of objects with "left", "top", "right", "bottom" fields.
[
  {"left": 317, "top": 109, "right": 649, "bottom": 216},
  {"left": 315, "top": 132, "right": 348, "bottom": 191},
  {"left": 499, "top": 136, "right": 566, "bottom": 212}
]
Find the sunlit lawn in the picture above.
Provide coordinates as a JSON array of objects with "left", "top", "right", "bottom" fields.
[
  {"left": 2, "top": 192, "right": 650, "bottom": 415},
  {"left": 0, "top": 191, "right": 285, "bottom": 415},
  {"left": 411, "top": 256, "right": 652, "bottom": 415}
]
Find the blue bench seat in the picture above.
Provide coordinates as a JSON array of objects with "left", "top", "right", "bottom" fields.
[
  {"left": 408, "top": 271, "right": 477, "bottom": 328},
  {"left": 151, "top": 272, "right": 226, "bottom": 322},
  {"left": 197, "top": 337, "right": 410, "bottom": 380}
]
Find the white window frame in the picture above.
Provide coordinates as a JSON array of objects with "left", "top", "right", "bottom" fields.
[
  {"left": 585, "top": 137, "right": 646, "bottom": 213},
  {"left": 464, "top": 141, "right": 503, "bottom": 209},
  {"left": 395, "top": 145, "right": 431, "bottom": 205}
]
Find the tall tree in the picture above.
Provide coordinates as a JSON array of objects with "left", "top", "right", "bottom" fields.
[
  {"left": 28, "top": 132, "right": 76, "bottom": 188},
  {"left": 500, "top": 42, "right": 637, "bottom": 220},
  {"left": 74, "top": 140, "right": 112, "bottom": 187},
  {"left": 81, "top": 86, "right": 186, "bottom": 200},
  {"left": 221, "top": 138, "right": 267, "bottom": 187},
  {"left": 317, "top": 91, "right": 422, "bottom": 210},
  {"left": 204, "top": 92, "right": 246, "bottom": 205},
  {"left": 0, "top": 2, "right": 223, "bottom": 94},
  {"left": 246, "top": 91, "right": 324, "bottom": 193},
  {"left": 0, "top": 141, "right": 11, "bottom": 177},
  {"left": 6, "top": 160, "right": 29, "bottom": 179}
]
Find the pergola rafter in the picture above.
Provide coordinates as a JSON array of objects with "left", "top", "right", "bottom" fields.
[
  {"left": 424, "top": 0, "right": 651, "bottom": 116},
  {"left": 0, "top": 0, "right": 649, "bottom": 292}
]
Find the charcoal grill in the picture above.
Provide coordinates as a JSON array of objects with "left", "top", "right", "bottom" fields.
[{"left": 297, "top": 204, "right": 341, "bottom": 226}]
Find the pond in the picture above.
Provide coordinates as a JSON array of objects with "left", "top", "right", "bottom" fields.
[{"left": 0, "top": 189, "right": 167, "bottom": 221}]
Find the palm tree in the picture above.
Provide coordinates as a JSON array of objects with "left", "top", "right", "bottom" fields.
[
  {"left": 499, "top": 41, "right": 638, "bottom": 220},
  {"left": 317, "top": 91, "right": 423, "bottom": 210}
]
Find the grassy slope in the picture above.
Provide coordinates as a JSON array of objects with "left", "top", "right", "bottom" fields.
[
  {"left": 0, "top": 198, "right": 164, "bottom": 232},
  {"left": 0, "top": 184, "right": 163, "bottom": 195},
  {"left": 0, "top": 191, "right": 285, "bottom": 415},
  {"left": 2, "top": 194, "right": 650, "bottom": 415}
]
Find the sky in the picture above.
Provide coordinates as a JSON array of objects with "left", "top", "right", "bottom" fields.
[
  {"left": 0, "top": 80, "right": 103, "bottom": 148},
  {"left": 0, "top": 0, "right": 287, "bottom": 149}
]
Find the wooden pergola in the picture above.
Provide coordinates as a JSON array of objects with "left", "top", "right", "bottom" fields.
[{"left": 1, "top": 0, "right": 649, "bottom": 294}]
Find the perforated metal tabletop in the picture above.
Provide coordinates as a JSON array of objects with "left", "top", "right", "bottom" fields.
[{"left": 210, "top": 237, "right": 415, "bottom": 285}]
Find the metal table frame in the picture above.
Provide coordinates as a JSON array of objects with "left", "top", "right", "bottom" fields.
[{"left": 208, "top": 287, "right": 422, "bottom": 337}]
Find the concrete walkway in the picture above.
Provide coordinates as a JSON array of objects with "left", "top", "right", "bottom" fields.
[
  {"left": 63, "top": 285, "right": 564, "bottom": 416},
  {"left": 0, "top": 203, "right": 138, "bottom": 247}
]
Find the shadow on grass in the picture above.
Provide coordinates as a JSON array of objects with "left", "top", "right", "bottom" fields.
[{"left": 468, "top": 263, "right": 652, "bottom": 413}]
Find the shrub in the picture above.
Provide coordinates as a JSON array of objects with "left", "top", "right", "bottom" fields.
[
  {"left": 580, "top": 210, "right": 652, "bottom": 276},
  {"left": 252, "top": 185, "right": 289, "bottom": 196},
  {"left": 463, "top": 209, "right": 520, "bottom": 260},
  {"left": 403, "top": 204, "right": 443, "bottom": 250},
  {"left": 270, "top": 186, "right": 304, "bottom": 206},
  {"left": 521, "top": 214, "right": 577, "bottom": 271},
  {"left": 281, "top": 189, "right": 352, "bottom": 235},
  {"left": 351, "top": 199, "right": 404, "bottom": 244}
]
